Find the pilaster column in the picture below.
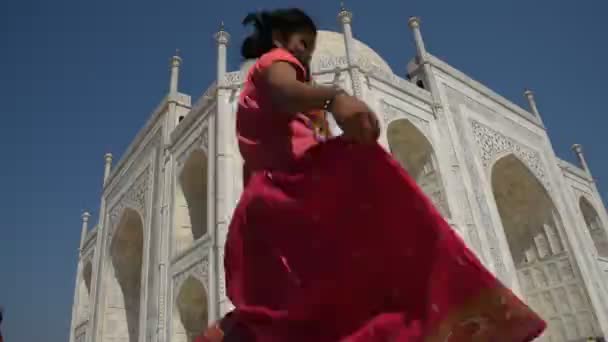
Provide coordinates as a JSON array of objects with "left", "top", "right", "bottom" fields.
[
  {"left": 215, "top": 22, "right": 229, "bottom": 84},
  {"left": 165, "top": 51, "right": 183, "bottom": 144},
  {"left": 80, "top": 211, "right": 91, "bottom": 251},
  {"left": 89, "top": 152, "right": 113, "bottom": 342},
  {"left": 407, "top": 17, "right": 442, "bottom": 116},
  {"left": 338, "top": 4, "right": 363, "bottom": 98},
  {"left": 407, "top": 17, "right": 427, "bottom": 62},
  {"left": 103, "top": 153, "right": 113, "bottom": 186},
  {"left": 213, "top": 21, "right": 234, "bottom": 318},
  {"left": 169, "top": 51, "right": 182, "bottom": 97},
  {"left": 523, "top": 89, "right": 545, "bottom": 125},
  {"left": 572, "top": 144, "right": 592, "bottom": 177},
  {"left": 69, "top": 211, "right": 91, "bottom": 342}
]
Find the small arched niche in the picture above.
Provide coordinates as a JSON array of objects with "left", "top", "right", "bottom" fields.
[
  {"left": 173, "top": 276, "right": 208, "bottom": 342},
  {"left": 579, "top": 197, "right": 608, "bottom": 258},
  {"left": 174, "top": 149, "right": 209, "bottom": 255}
]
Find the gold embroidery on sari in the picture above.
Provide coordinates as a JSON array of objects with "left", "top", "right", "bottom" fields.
[{"left": 425, "top": 286, "right": 544, "bottom": 341}]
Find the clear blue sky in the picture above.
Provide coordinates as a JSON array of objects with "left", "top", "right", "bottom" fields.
[{"left": 1, "top": 0, "right": 606, "bottom": 340}]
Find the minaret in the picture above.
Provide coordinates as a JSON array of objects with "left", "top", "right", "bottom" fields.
[
  {"left": 212, "top": 20, "right": 233, "bottom": 319},
  {"left": 103, "top": 153, "right": 113, "bottom": 186},
  {"left": 88, "top": 152, "right": 115, "bottom": 340},
  {"left": 79, "top": 211, "right": 91, "bottom": 252},
  {"left": 338, "top": 2, "right": 363, "bottom": 98},
  {"left": 524, "top": 89, "right": 545, "bottom": 125},
  {"left": 169, "top": 50, "right": 182, "bottom": 97},
  {"left": 572, "top": 144, "right": 592, "bottom": 177}
]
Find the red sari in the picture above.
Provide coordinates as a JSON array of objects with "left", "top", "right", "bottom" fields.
[{"left": 212, "top": 48, "right": 546, "bottom": 341}]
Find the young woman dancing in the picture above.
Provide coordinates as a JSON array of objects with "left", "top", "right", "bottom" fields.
[{"left": 197, "top": 8, "right": 546, "bottom": 342}]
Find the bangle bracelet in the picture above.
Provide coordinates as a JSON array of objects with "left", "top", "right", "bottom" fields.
[
  {"left": 322, "top": 96, "right": 334, "bottom": 111},
  {"left": 323, "top": 90, "right": 345, "bottom": 111}
]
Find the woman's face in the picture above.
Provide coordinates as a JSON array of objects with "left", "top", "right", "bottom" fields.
[{"left": 275, "top": 30, "right": 316, "bottom": 66}]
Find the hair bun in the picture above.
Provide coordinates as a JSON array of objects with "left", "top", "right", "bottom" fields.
[{"left": 241, "top": 35, "right": 261, "bottom": 59}]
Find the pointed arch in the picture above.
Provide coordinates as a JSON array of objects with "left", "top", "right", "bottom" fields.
[
  {"left": 579, "top": 196, "right": 608, "bottom": 257},
  {"left": 387, "top": 118, "right": 450, "bottom": 217},
  {"left": 104, "top": 207, "right": 144, "bottom": 342},
  {"left": 491, "top": 153, "right": 600, "bottom": 340},
  {"left": 173, "top": 276, "right": 208, "bottom": 342},
  {"left": 491, "top": 154, "right": 559, "bottom": 264},
  {"left": 174, "top": 149, "right": 209, "bottom": 255}
]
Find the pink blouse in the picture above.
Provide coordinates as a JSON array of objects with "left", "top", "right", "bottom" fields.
[{"left": 236, "top": 48, "right": 319, "bottom": 184}]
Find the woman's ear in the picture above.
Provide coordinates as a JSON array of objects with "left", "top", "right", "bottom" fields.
[{"left": 271, "top": 30, "right": 284, "bottom": 48}]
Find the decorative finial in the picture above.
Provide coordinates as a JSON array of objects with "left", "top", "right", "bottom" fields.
[
  {"left": 171, "top": 49, "right": 182, "bottom": 67},
  {"left": 523, "top": 88, "right": 543, "bottom": 119},
  {"left": 214, "top": 21, "right": 230, "bottom": 45},
  {"left": 338, "top": 1, "right": 353, "bottom": 23},
  {"left": 104, "top": 153, "right": 113, "bottom": 163},
  {"left": 408, "top": 16, "right": 421, "bottom": 29},
  {"left": 571, "top": 143, "right": 592, "bottom": 176},
  {"left": 82, "top": 211, "right": 91, "bottom": 222}
]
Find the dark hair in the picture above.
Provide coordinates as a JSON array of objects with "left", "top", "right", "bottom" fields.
[{"left": 241, "top": 8, "right": 317, "bottom": 59}]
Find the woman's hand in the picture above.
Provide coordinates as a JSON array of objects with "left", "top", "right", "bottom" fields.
[{"left": 331, "top": 94, "right": 380, "bottom": 144}]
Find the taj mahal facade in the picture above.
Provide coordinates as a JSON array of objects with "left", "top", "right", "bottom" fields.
[{"left": 68, "top": 7, "right": 608, "bottom": 342}]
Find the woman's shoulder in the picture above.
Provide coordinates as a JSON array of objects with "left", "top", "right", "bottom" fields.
[{"left": 255, "top": 48, "right": 306, "bottom": 78}]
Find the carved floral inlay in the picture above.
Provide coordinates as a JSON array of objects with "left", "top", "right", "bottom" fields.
[
  {"left": 223, "top": 72, "right": 242, "bottom": 86},
  {"left": 471, "top": 120, "right": 549, "bottom": 191},
  {"left": 380, "top": 100, "right": 429, "bottom": 131}
]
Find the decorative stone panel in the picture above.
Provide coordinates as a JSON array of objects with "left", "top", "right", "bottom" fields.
[
  {"left": 108, "top": 166, "right": 152, "bottom": 231},
  {"left": 172, "top": 257, "right": 210, "bottom": 294}
]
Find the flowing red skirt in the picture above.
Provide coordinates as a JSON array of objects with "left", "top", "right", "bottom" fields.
[{"left": 218, "top": 139, "right": 546, "bottom": 341}]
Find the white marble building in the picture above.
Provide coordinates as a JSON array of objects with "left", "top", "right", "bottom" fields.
[{"left": 68, "top": 7, "right": 608, "bottom": 342}]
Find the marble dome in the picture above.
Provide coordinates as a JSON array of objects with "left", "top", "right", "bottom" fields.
[
  {"left": 239, "top": 30, "right": 392, "bottom": 75},
  {"left": 311, "top": 30, "right": 392, "bottom": 73}
]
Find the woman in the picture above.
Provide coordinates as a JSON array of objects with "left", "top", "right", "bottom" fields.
[
  {"left": 0, "top": 307, "right": 4, "bottom": 342},
  {"left": 198, "top": 8, "right": 546, "bottom": 342}
]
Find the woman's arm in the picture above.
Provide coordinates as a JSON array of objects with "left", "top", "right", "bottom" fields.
[
  {"left": 260, "top": 61, "right": 380, "bottom": 143},
  {"left": 260, "top": 61, "right": 341, "bottom": 114}
]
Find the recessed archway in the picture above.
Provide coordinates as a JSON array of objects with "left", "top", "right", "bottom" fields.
[
  {"left": 174, "top": 149, "right": 208, "bottom": 255},
  {"left": 104, "top": 208, "right": 144, "bottom": 342},
  {"left": 579, "top": 197, "right": 608, "bottom": 258},
  {"left": 173, "top": 276, "right": 208, "bottom": 342},
  {"left": 491, "top": 154, "right": 600, "bottom": 340},
  {"left": 387, "top": 119, "right": 450, "bottom": 218}
]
